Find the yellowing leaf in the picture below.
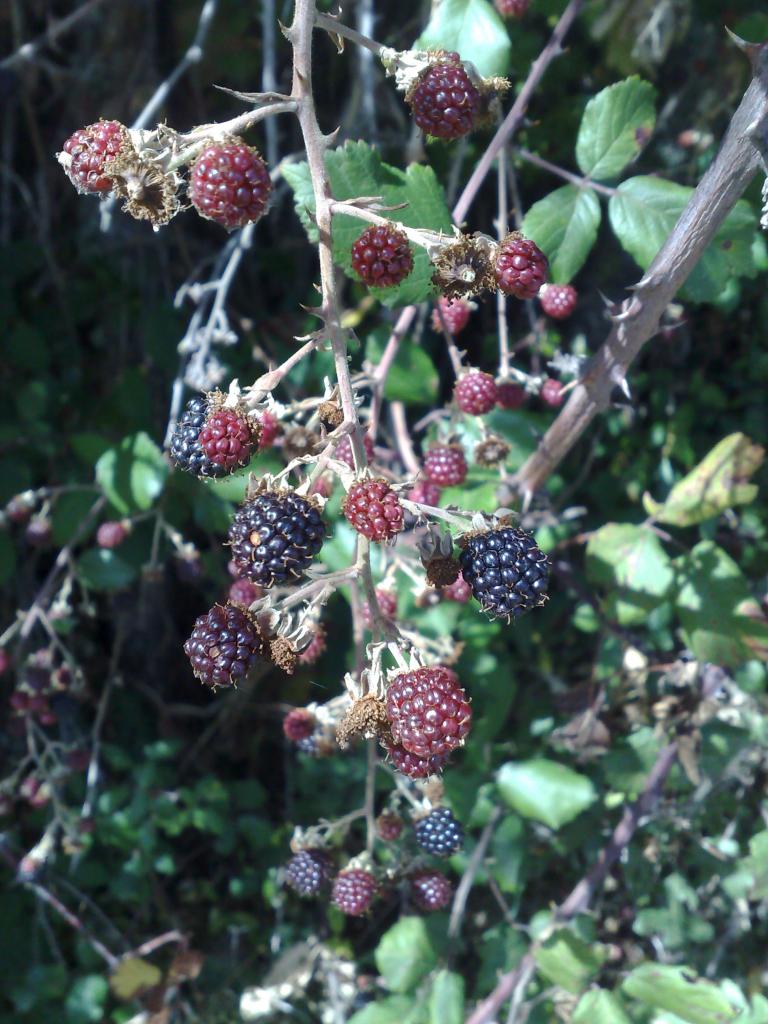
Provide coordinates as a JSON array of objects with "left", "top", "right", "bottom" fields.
[
  {"left": 643, "top": 434, "right": 764, "bottom": 526},
  {"left": 109, "top": 957, "right": 163, "bottom": 1001}
]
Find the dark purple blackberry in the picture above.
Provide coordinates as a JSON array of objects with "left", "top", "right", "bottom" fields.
[
  {"left": 169, "top": 397, "right": 226, "bottom": 479},
  {"left": 414, "top": 807, "right": 464, "bottom": 857},
  {"left": 183, "top": 602, "right": 267, "bottom": 687},
  {"left": 284, "top": 849, "right": 331, "bottom": 897},
  {"left": 458, "top": 526, "right": 548, "bottom": 620},
  {"left": 228, "top": 490, "right": 326, "bottom": 588}
]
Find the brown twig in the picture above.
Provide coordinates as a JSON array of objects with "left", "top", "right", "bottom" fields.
[{"left": 513, "top": 47, "right": 768, "bottom": 495}]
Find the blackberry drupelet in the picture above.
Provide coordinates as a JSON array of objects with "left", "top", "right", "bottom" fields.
[
  {"left": 414, "top": 807, "right": 464, "bottom": 857},
  {"left": 228, "top": 490, "right": 326, "bottom": 587},
  {"left": 458, "top": 525, "right": 548, "bottom": 620}
]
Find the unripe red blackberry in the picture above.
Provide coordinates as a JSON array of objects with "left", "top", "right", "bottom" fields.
[
  {"left": 96, "top": 521, "right": 129, "bottom": 549},
  {"left": 228, "top": 578, "right": 262, "bottom": 608},
  {"left": 298, "top": 626, "right": 326, "bottom": 665},
  {"left": 5, "top": 494, "right": 35, "bottom": 525},
  {"left": 351, "top": 225, "right": 414, "bottom": 288},
  {"left": 442, "top": 572, "right": 472, "bottom": 604},
  {"left": 495, "top": 235, "right": 548, "bottom": 299},
  {"left": 459, "top": 525, "right": 548, "bottom": 620},
  {"left": 283, "top": 708, "right": 316, "bottom": 742},
  {"left": 189, "top": 140, "right": 272, "bottom": 230},
  {"left": 376, "top": 811, "right": 404, "bottom": 842},
  {"left": 539, "top": 283, "right": 577, "bottom": 320},
  {"left": 257, "top": 409, "right": 281, "bottom": 449},
  {"left": 362, "top": 588, "right": 398, "bottom": 628},
  {"left": 334, "top": 432, "right": 375, "bottom": 469},
  {"left": 171, "top": 396, "right": 256, "bottom": 479},
  {"left": 495, "top": 0, "right": 530, "bottom": 17},
  {"left": 407, "top": 54, "right": 481, "bottom": 140},
  {"left": 410, "top": 869, "right": 453, "bottom": 912},
  {"left": 332, "top": 869, "right": 377, "bottom": 916},
  {"left": 386, "top": 666, "right": 471, "bottom": 760},
  {"left": 414, "top": 807, "right": 464, "bottom": 857},
  {"left": 61, "top": 120, "right": 130, "bottom": 193},
  {"left": 454, "top": 372, "right": 498, "bottom": 415},
  {"left": 424, "top": 445, "right": 467, "bottom": 487},
  {"left": 343, "top": 479, "right": 404, "bottom": 542},
  {"left": 25, "top": 517, "right": 52, "bottom": 548},
  {"left": 228, "top": 490, "right": 326, "bottom": 588},
  {"left": 285, "top": 849, "right": 331, "bottom": 897},
  {"left": 183, "top": 602, "right": 267, "bottom": 687},
  {"left": 198, "top": 407, "right": 257, "bottom": 471},
  {"left": 385, "top": 741, "right": 449, "bottom": 779},
  {"left": 431, "top": 296, "right": 472, "bottom": 335},
  {"left": 496, "top": 381, "right": 527, "bottom": 410},
  {"left": 540, "top": 378, "right": 565, "bottom": 408},
  {"left": 409, "top": 480, "right": 442, "bottom": 507}
]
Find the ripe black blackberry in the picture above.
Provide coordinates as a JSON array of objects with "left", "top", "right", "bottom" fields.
[
  {"left": 228, "top": 490, "right": 326, "bottom": 587},
  {"left": 458, "top": 525, "right": 548, "bottom": 620},
  {"left": 414, "top": 807, "right": 464, "bottom": 857},
  {"left": 284, "top": 849, "right": 331, "bottom": 898},
  {"left": 183, "top": 602, "right": 268, "bottom": 687},
  {"left": 169, "top": 397, "right": 227, "bottom": 479},
  {"left": 410, "top": 869, "right": 453, "bottom": 912}
]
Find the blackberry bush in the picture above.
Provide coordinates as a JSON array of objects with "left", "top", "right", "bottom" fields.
[
  {"left": 495, "top": 235, "right": 548, "bottom": 299},
  {"left": 189, "top": 141, "right": 272, "bottom": 229},
  {"left": 285, "top": 849, "right": 331, "bottom": 897},
  {"left": 407, "top": 54, "right": 481, "bottom": 140},
  {"left": 60, "top": 120, "right": 130, "bottom": 193},
  {"left": 385, "top": 666, "right": 472, "bottom": 759},
  {"left": 410, "top": 869, "right": 453, "bottom": 912},
  {"left": 342, "top": 479, "right": 405, "bottom": 541},
  {"left": 183, "top": 602, "right": 268, "bottom": 687},
  {"left": 350, "top": 225, "right": 413, "bottom": 288},
  {"left": 332, "top": 869, "right": 377, "bottom": 916},
  {"left": 454, "top": 371, "right": 499, "bottom": 415},
  {"left": 423, "top": 445, "right": 468, "bottom": 487}
]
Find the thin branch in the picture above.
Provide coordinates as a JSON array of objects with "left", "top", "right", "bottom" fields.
[
  {"left": 314, "top": 11, "right": 385, "bottom": 57},
  {"left": 1, "top": 0, "right": 109, "bottom": 71},
  {"left": 516, "top": 147, "right": 618, "bottom": 197},
  {"left": 452, "top": 0, "right": 584, "bottom": 225},
  {"left": 513, "top": 50, "right": 768, "bottom": 495},
  {"left": 466, "top": 742, "right": 678, "bottom": 1024},
  {"left": 448, "top": 805, "right": 502, "bottom": 946}
]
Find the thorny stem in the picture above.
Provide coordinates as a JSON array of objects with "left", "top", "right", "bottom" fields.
[
  {"left": 452, "top": 0, "right": 584, "bottom": 225},
  {"left": 329, "top": 200, "right": 447, "bottom": 250},
  {"left": 167, "top": 100, "right": 298, "bottom": 172},
  {"left": 314, "top": 11, "right": 385, "bottom": 57},
  {"left": 496, "top": 146, "right": 511, "bottom": 378},
  {"left": 288, "top": 0, "right": 368, "bottom": 475}
]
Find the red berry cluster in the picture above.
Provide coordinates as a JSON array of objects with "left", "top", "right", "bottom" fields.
[
  {"left": 408, "top": 54, "right": 481, "bottom": 140},
  {"left": 496, "top": 381, "right": 527, "bottom": 409},
  {"left": 431, "top": 296, "right": 472, "bottom": 335},
  {"left": 343, "top": 479, "right": 405, "bottom": 541},
  {"left": 386, "top": 665, "right": 472, "bottom": 760},
  {"left": 539, "top": 283, "right": 577, "bottom": 320},
  {"left": 199, "top": 407, "right": 257, "bottom": 471},
  {"left": 454, "top": 371, "right": 498, "bottom": 415},
  {"left": 424, "top": 445, "right": 467, "bottom": 487},
  {"left": 495, "top": 236, "right": 548, "bottom": 299},
  {"left": 495, "top": 0, "right": 530, "bottom": 17},
  {"left": 189, "top": 141, "right": 272, "bottom": 230},
  {"left": 350, "top": 226, "right": 414, "bottom": 288},
  {"left": 335, "top": 433, "right": 375, "bottom": 469},
  {"left": 61, "top": 120, "right": 128, "bottom": 193}
]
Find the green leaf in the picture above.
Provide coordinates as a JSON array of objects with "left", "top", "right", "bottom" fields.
[
  {"left": 366, "top": 333, "right": 438, "bottom": 405},
  {"left": 737, "top": 831, "right": 768, "bottom": 900},
  {"left": 622, "top": 963, "right": 740, "bottom": 1023},
  {"left": 77, "top": 549, "right": 138, "bottom": 591},
  {"left": 586, "top": 523, "right": 674, "bottom": 626},
  {"left": 109, "top": 957, "right": 163, "bottom": 1000},
  {"left": 429, "top": 970, "right": 465, "bottom": 1024},
  {"left": 675, "top": 542, "right": 768, "bottom": 667},
  {"left": 643, "top": 433, "right": 764, "bottom": 526},
  {"left": 573, "top": 990, "right": 631, "bottom": 1024},
  {"left": 375, "top": 916, "right": 439, "bottom": 993},
  {"left": 489, "top": 814, "right": 526, "bottom": 893},
  {"left": 65, "top": 974, "right": 109, "bottom": 1024},
  {"left": 609, "top": 177, "right": 759, "bottom": 303},
  {"left": 414, "top": 0, "right": 511, "bottom": 78},
  {"left": 497, "top": 759, "right": 596, "bottom": 830},
  {"left": 534, "top": 929, "right": 607, "bottom": 994},
  {"left": 52, "top": 491, "right": 98, "bottom": 546},
  {"left": 575, "top": 77, "right": 656, "bottom": 180},
  {"left": 327, "top": 143, "right": 452, "bottom": 307},
  {"left": 522, "top": 186, "right": 601, "bottom": 283},
  {"left": 95, "top": 432, "right": 168, "bottom": 515},
  {"left": 282, "top": 161, "right": 319, "bottom": 242},
  {"left": 348, "top": 997, "right": 420, "bottom": 1024}
]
